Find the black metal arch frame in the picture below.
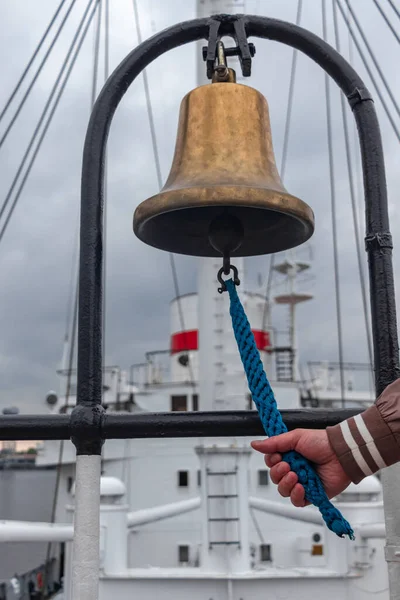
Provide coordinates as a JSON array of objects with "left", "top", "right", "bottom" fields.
[{"left": 0, "top": 14, "right": 398, "bottom": 454}]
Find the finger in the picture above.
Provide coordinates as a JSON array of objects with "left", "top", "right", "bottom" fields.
[
  {"left": 277, "top": 471, "right": 298, "bottom": 498},
  {"left": 251, "top": 430, "right": 303, "bottom": 455},
  {"left": 264, "top": 453, "right": 282, "bottom": 468},
  {"left": 290, "top": 483, "right": 306, "bottom": 507},
  {"left": 269, "top": 462, "right": 290, "bottom": 485}
]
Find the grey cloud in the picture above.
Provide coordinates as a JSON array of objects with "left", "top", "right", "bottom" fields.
[{"left": 0, "top": 0, "right": 398, "bottom": 411}]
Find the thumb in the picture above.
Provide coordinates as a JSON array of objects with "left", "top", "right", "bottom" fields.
[{"left": 251, "top": 429, "right": 304, "bottom": 455}]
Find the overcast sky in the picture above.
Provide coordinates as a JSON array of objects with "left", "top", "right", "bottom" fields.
[{"left": 0, "top": 0, "right": 399, "bottom": 412}]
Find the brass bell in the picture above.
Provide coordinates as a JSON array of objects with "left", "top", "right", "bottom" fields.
[{"left": 133, "top": 80, "right": 314, "bottom": 257}]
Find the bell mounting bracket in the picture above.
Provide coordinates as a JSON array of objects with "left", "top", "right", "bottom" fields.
[{"left": 202, "top": 15, "right": 256, "bottom": 79}]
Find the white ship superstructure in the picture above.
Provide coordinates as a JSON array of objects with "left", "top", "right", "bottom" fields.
[
  {"left": 0, "top": 0, "right": 395, "bottom": 598},
  {"left": 29, "top": 249, "right": 387, "bottom": 599}
]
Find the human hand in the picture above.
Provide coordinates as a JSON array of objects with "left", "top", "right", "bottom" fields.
[{"left": 251, "top": 429, "right": 351, "bottom": 507}]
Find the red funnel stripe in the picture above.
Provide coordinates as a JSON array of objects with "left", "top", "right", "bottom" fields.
[
  {"left": 171, "top": 328, "right": 270, "bottom": 354},
  {"left": 252, "top": 329, "right": 271, "bottom": 351},
  {"left": 171, "top": 330, "right": 198, "bottom": 354}
]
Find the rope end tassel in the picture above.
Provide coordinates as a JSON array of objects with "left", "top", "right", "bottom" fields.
[{"left": 225, "top": 278, "right": 354, "bottom": 540}]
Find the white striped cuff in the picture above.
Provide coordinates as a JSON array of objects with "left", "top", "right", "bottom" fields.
[{"left": 340, "top": 420, "right": 373, "bottom": 477}]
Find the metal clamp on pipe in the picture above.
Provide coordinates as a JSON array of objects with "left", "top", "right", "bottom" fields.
[{"left": 70, "top": 403, "right": 105, "bottom": 455}]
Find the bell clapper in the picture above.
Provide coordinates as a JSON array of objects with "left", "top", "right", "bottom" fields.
[
  {"left": 208, "top": 213, "right": 243, "bottom": 293},
  {"left": 201, "top": 17, "right": 256, "bottom": 81}
]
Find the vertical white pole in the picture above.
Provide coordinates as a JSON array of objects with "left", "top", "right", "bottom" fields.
[
  {"left": 196, "top": 0, "right": 221, "bottom": 413},
  {"left": 196, "top": 0, "right": 247, "bottom": 413},
  {"left": 71, "top": 455, "right": 102, "bottom": 600},
  {"left": 198, "top": 257, "right": 221, "bottom": 411}
]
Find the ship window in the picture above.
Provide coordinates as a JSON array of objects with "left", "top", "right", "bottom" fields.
[
  {"left": 258, "top": 470, "right": 269, "bottom": 486},
  {"left": 67, "top": 476, "right": 73, "bottom": 493},
  {"left": 260, "top": 543, "right": 272, "bottom": 562},
  {"left": 197, "top": 470, "right": 201, "bottom": 486},
  {"left": 171, "top": 395, "right": 187, "bottom": 411},
  {"left": 178, "top": 545, "right": 190, "bottom": 563},
  {"left": 178, "top": 470, "right": 189, "bottom": 487},
  {"left": 192, "top": 394, "right": 199, "bottom": 411}
]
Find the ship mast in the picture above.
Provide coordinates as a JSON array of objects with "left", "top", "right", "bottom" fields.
[
  {"left": 273, "top": 250, "right": 313, "bottom": 382},
  {"left": 196, "top": 0, "right": 248, "bottom": 413}
]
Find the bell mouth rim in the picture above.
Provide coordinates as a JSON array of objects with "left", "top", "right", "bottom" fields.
[
  {"left": 133, "top": 186, "right": 314, "bottom": 257},
  {"left": 134, "top": 185, "right": 314, "bottom": 227}
]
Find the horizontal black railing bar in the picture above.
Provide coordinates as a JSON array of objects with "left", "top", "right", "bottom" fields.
[
  {"left": 0, "top": 414, "right": 70, "bottom": 440},
  {"left": 0, "top": 409, "right": 361, "bottom": 441}
]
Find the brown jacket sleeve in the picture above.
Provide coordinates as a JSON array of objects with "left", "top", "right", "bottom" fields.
[{"left": 326, "top": 379, "right": 400, "bottom": 483}]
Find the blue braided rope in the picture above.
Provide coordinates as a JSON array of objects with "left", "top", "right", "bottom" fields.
[{"left": 225, "top": 279, "right": 354, "bottom": 540}]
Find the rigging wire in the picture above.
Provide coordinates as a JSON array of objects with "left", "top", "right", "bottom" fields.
[
  {"left": 42, "top": 3, "right": 102, "bottom": 593},
  {"left": 346, "top": 6, "right": 369, "bottom": 333},
  {"left": 0, "top": 0, "right": 68, "bottom": 125},
  {"left": 53, "top": 5, "right": 108, "bottom": 540},
  {"left": 43, "top": 268, "right": 79, "bottom": 599},
  {"left": 344, "top": 0, "right": 400, "bottom": 117},
  {"left": 347, "top": 15, "right": 365, "bottom": 270},
  {"left": 279, "top": 0, "right": 302, "bottom": 186},
  {"left": 63, "top": 0, "right": 105, "bottom": 397},
  {"left": 103, "top": 0, "right": 110, "bottom": 397},
  {"left": 91, "top": 0, "right": 103, "bottom": 108},
  {"left": 59, "top": 0, "right": 103, "bottom": 409},
  {"left": 132, "top": 0, "right": 196, "bottom": 387},
  {"left": 341, "top": 0, "right": 400, "bottom": 118},
  {"left": 0, "top": 0, "right": 78, "bottom": 151},
  {"left": 89, "top": 0, "right": 105, "bottom": 392},
  {"left": 372, "top": 0, "right": 400, "bottom": 44},
  {"left": 322, "top": 0, "right": 346, "bottom": 406},
  {"left": 98, "top": 0, "right": 110, "bottom": 476},
  {"left": 386, "top": 0, "right": 400, "bottom": 20},
  {"left": 0, "top": 0, "right": 97, "bottom": 241},
  {"left": 104, "top": 0, "right": 110, "bottom": 92},
  {"left": 261, "top": 0, "right": 302, "bottom": 333},
  {"left": 169, "top": 253, "right": 196, "bottom": 386},
  {"left": 63, "top": 0, "right": 105, "bottom": 413},
  {"left": 331, "top": 0, "right": 374, "bottom": 381},
  {"left": 60, "top": 0, "right": 105, "bottom": 414},
  {"left": 261, "top": 255, "right": 275, "bottom": 332},
  {"left": 63, "top": 216, "right": 80, "bottom": 355},
  {"left": 250, "top": 507, "right": 265, "bottom": 544},
  {"left": 335, "top": 0, "right": 400, "bottom": 141}
]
